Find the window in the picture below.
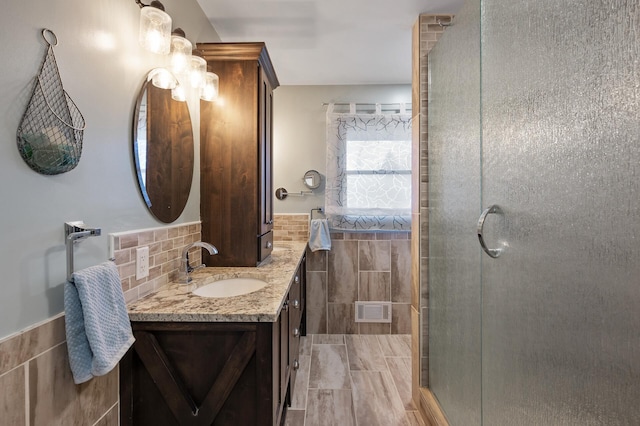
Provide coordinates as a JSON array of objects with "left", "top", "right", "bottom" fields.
[
  {"left": 325, "top": 103, "right": 412, "bottom": 231},
  {"left": 345, "top": 139, "right": 411, "bottom": 209}
]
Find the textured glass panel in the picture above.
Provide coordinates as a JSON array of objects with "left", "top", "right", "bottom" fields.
[
  {"left": 481, "top": 0, "right": 640, "bottom": 424},
  {"left": 427, "top": 0, "right": 482, "bottom": 424}
]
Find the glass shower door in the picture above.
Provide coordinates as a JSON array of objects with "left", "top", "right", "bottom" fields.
[
  {"left": 427, "top": 0, "right": 482, "bottom": 424},
  {"left": 480, "top": 0, "right": 640, "bottom": 424}
]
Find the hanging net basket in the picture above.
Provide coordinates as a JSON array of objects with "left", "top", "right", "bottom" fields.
[{"left": 16, "top": 29, "right": 86, "bottom": 175}]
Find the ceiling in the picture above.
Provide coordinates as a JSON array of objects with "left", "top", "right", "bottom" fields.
[{"left": 195, "top": 0, "right": 465, "bottom": 86}]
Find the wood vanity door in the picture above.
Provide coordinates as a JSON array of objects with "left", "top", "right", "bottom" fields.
[{"left": 120, "top": 322, "right": 277, "bottom": 426}]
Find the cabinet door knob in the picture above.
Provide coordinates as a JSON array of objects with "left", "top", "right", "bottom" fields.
[
  {"left": 294, "top": 275, "right": 300, "bottom": 284},
  {"left": 283, "top": 301, "right": 289, "bottom": 312},
  {"left": 293, "top": 360, "right": 300, "bottom": 370},
  {"left": 293, "top": 328, "right": 300, "bottom": 337},
  {"left": 292, "top": 299, "right": 300, "bottom": 309},
  {"left": 267, "top": 241, "right": 272, "bottom": 248}
]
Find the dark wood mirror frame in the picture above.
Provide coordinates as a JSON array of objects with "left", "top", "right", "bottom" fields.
[{"left": 133, "top": 77, "right": 194, "bottom": 223}]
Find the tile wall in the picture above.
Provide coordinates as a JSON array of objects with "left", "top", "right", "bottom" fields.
[
  {"left": 306, "top": 232, "right": 412, "bottom": 335},
  {"left": 0, "top": 314, "right": 118, "bottom": 425},
  {"left": 274, "top": 214, "right": 413, "bottom": 336}
]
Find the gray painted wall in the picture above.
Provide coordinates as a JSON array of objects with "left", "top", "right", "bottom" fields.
[
  {"left": 0, "top": 1, "right": 411, "bottom": 341},
  {"left": 273, "top": 85, "right": 411, "bottom": 214},
  {"left": 0, "top": 0, "right": 219, "bottom": 339}
]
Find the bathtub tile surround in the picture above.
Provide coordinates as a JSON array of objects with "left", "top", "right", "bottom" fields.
[
  {"left": 110, "top": 222, "right": 202, "bottom": 304},
  {"left": 306, "top": 232, "right": 412, "bottom": 335},
  {"left": 0, "top": 314, "right": 118, "bottom": 425}
]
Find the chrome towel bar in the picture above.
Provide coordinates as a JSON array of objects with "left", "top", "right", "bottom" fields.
[{"left": 65, "top": 221, "right": 101, "bottom": 281}]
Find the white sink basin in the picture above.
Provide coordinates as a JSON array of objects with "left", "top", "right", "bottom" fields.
[{"left": 192, "top": 278, "right": 268, "bottom": 298}]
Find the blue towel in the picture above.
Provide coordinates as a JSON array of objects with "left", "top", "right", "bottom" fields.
[
  {"left": 309, "top": 219, "right": 332, "bottom": 252},
  {"left": 64, "top": 261, "right": 135, "bottom": 384}
]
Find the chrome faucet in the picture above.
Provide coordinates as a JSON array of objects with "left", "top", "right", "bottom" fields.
[{"left": 181, "top": 241, "right": 218, "bottom": 283}]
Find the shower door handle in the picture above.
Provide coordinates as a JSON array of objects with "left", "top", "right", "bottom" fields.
[{"left": 477, "top": 205, "right": 503, "bottom": 258}]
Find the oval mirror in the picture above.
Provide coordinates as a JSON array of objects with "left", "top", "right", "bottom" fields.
[
  {"left": 303, "top": 169, "right": 322, "bottom": 189},
  {"left": 133, "top": 75, "right": 194, "bottom": 223}
]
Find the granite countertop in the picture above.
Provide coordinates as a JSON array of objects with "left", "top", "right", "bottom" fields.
[{"left": 127, "top": 241, "right": 308, "bottom": 323}]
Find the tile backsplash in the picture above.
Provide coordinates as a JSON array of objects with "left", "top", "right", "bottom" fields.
[
  {"left": 273, "top": 214, "right": 310, "bottom": 242},
  {"left": 110, "top": 221, "right": 202, "bottom": 304}
]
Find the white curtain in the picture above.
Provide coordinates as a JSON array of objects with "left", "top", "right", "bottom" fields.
[{"left": 325, "top": 103, "right": 412, "bottom": 231}]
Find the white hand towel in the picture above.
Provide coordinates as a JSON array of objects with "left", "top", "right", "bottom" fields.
[
  {"left": 64, "top": 261, "right": 135, "bottom": 384},
  {"left": 309, "top": 218, "right": 332, "bottom": 252}
]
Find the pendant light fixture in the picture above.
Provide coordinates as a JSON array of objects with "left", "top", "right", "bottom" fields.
[
  {"left": 171, "top": 84, "right": 187, "bottom": 102},
  {"left": 169, "top": 28, "right": 192, "bottom": 75},
  {"left": 189, "top": 55, "right": 207, "bottom": 89},
  {"left": 135, "top": 1, "right": 219, "bottom": 102},
  {"left": 136, "top": 0, "right": 172, "bottom": 55},
  {"left": 200, "top": 72, "right": 220, "bottom": 101},
  {"left": 147, "top": 67, "right": 177, "bottom": 90}
]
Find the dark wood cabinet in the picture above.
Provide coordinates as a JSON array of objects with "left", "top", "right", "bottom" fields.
[
  {"left": 198, "top": 42, "right": 279, "bottom": 267},
  {"left": 120, "top": 257, "right": 306, "bottom": 426},
  {"left": 286, "top": 258, "right": 305, "bottom": 401}
]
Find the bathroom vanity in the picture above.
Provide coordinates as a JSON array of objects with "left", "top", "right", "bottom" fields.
[{"left": 120, "top": 243, "right": 307, "bottom": 426}]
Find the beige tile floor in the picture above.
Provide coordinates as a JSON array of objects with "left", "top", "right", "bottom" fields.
[{"left": 285, "top": 334, "right": 425, "bottom": 426}]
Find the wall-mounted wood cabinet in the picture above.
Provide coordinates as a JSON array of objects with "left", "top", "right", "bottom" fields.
[{"left": 198, "top": 42, "right": 279, "bottom": 267}]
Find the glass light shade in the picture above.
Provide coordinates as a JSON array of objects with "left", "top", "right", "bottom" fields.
[
  {"left": 170, "top": 35, "right": 192, "bottom": 74},
  {"left": 200, "top": 72, "right": 220, "bottom": 101},
  {"left": 189, "top": 56, "right": 207, "bottom": 88},
  {"left": 139, "top": 6, "right": 171, "bottom": 55},
  {"left": 148, "top": 68, "right": 177, "bottom": 89},
  {"left": 171, "top": 84, "right": 186, "bottom": 102}
]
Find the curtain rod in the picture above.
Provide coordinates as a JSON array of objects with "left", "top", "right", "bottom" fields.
[{"left": 321, "top": 102, "right": 411, "bottom": 107}]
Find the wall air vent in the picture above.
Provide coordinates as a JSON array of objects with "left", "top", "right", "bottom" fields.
[{"left": 355, "top": 301, "right": 392, "bottom": 323}]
